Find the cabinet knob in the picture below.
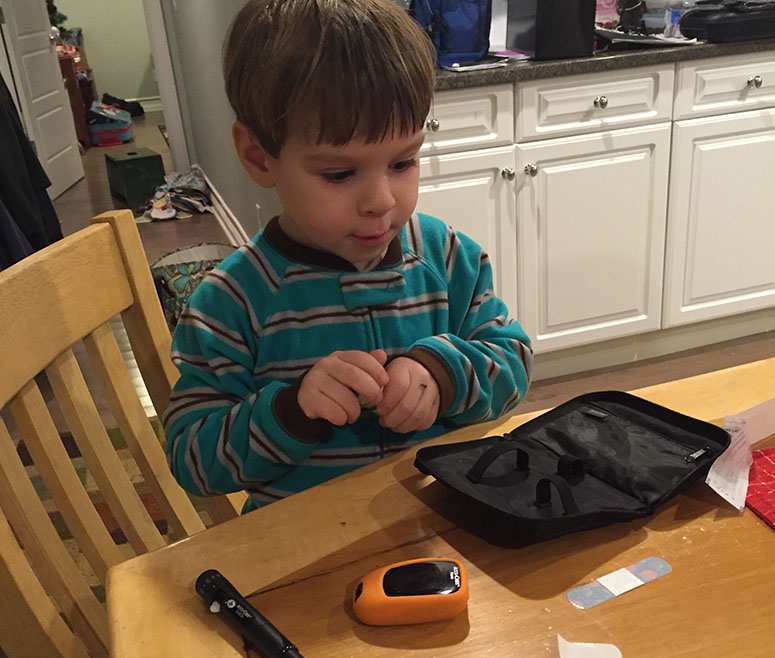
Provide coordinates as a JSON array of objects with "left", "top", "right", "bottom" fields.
[
  {"left": 524, "top": 163, "right": 538, "bottom": 177},
  {"left": 425, "top": 117, "right": 440, "bottom": 132},
  {"left": 593, "top": 95, "right": 609, "bottom": 109},
  {"left": 747, "top": 75, "right": 763, "bottom": 89},
  {"left": 501, "top": 167, "right": 516, "bottom": 181}
]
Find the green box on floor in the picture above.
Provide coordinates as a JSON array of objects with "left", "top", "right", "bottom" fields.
[{"left": 105, "top": 147, "right": 165, "bottom": 210}]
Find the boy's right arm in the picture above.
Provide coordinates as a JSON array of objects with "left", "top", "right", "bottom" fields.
[{"left": 163, "top": 284, "right": 387, "bottom": 497}]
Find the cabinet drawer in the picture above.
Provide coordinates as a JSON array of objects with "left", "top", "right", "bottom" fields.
[
  {"left": 422, "top": 85, "right": 513, "bottom": 155},
  {"left": 674, "top": 53, "right": 775, "bottom": 120},
  {"left": 517, "top": 65, "right": 674, "bottom": 141}
]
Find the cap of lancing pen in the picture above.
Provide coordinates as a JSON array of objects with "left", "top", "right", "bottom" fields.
[{"left": 352, "top": 557, "right": 469, "bottom": 626}]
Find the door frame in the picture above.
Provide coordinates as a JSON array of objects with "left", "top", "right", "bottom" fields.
[{"left": 141, "top": 0, "right": 189, "bottom": 172}]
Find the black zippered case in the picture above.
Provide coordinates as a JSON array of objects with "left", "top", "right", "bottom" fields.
[
  {"left": 679, "top": 1, "right": 775, "bottom": 42},
  {"left": 414, "top": 391, "right": 730, "bottom": 544}
]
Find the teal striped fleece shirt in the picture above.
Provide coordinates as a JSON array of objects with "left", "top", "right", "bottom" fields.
[{"left": 164, "top": 213, "right": 533, "bottom": 512}]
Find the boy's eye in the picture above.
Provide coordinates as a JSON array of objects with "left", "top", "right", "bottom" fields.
[
  {"left": 322, "top": 170, "right": 355, "bottom": 182},
  {"left": 392, "top": 159, "right": 418, "bottom": 172}
]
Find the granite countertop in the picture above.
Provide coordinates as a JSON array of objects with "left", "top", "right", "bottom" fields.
[{"left": 436, "top": 38, "right": 775, "bottom": 91}]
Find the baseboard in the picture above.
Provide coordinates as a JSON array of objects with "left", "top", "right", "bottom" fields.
[
  {"left": 193, "top": 165, "right": 250, "bottom": 246},
  {"left": 129, "top": 96, "right": 163, "bottom": 113},
  {"left": 533, "top": 309, "right": 775, "bottom": 381}
]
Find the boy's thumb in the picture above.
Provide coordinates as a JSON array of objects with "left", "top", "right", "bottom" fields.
[{"left": 369, "top": 349, "right": 387, "bottom": 365}]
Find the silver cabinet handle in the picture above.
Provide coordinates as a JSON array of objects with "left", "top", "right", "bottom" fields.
[
  {"left": 747, "top": 75, "right": 763, "bottom": 89},
  {"left": 501, "top": 167, "right": 516, "bottom": 181},
  {"left": 593, "top": 95, "right": 609, "bottom": 109},
  {"left": 425, "top": 117, "right": 440, "bottom": 132},
  {"left": 524, "top": 164, "right": 538, "bottom": 177}
]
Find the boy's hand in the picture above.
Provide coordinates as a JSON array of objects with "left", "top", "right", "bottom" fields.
[
  {"left": 298, "top": 350, "right": 388, "bottom": 426},
  {"left": 376, "top": 357, "right": 440, "bottom": 433}
]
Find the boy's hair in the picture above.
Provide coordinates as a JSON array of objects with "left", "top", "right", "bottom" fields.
[{"left": 223, "top": 0, "right": 436, "bottom": 158}]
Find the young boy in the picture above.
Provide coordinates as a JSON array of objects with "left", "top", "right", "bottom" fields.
[{"left": 164, "top": 0, "right": 533, "bottom": 513}]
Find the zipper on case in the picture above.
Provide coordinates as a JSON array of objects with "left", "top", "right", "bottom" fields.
[
  {"left": 684, "top": 446, "right": 711, "bottom": 463},
  {"left": 581, "top": 407, "right": 608, "bottom": 420},
  {"left": 585, "top": 401, "right": 711, "bottom": 457}
]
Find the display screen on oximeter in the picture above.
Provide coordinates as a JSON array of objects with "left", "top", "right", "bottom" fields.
[
  {"left": 382, "top": 560, "right": 461, "bottom": 596},
  {"left": 352, "top": 557, "right": 469, "bottom": 625}
]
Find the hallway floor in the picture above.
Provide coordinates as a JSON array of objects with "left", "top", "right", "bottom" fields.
[{"left": 52, "top": 110, "right": 228, "bottom": 261}]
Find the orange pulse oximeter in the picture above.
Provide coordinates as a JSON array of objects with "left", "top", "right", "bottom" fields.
[{"left": 352, "top": 557, "right": 469, "bottom": 626}]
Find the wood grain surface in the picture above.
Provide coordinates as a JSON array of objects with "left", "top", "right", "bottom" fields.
[{"left": 107, "top": 357, "right": 775, "bottom": 658}]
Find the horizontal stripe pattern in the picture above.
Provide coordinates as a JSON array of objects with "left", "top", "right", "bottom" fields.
[{"left": 165, "top": 213, "right": 532, "bottom": 510}]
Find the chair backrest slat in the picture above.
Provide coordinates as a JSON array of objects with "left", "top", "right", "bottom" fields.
[
  {"left": 0, "top": 224, "right": 132, "bottom": 409},
  {"left": 0, "top": 419, "right": 109, "bottom": 658},
  {"left": 84, "top": 312, "right": 206, "bottom": 539},
  {"left": 0, "top": 509, "right": 91, "bottom": 658},
  {"left": 46, "top": 348, "right": 166, "bottom": 554},
  {"left": 94, "top": 211, "right": 180, "bottom": 416},
  {"left": 9, "top": 380, "right": 124, "bottom": 582}
]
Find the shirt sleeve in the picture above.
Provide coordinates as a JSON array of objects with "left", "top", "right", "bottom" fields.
[
  {"left": 403, "top": 223, "right": 533, "bottom": 425},
  {"left": 163, "top": 275, "right": 329, "bottom": 498}
]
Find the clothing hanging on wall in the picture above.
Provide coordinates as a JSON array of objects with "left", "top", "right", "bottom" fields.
[
  {"left": 0, "top": 71, "right": 63, "bottom": 270},
  {"left": 0, "top": 196, "right": 33, "bottom": 270}
]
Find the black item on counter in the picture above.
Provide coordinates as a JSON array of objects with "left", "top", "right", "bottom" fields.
[
  {"left": 679, "top": 0, "right": 775, "bottom": 42},
  {"left": 414, "top": 391, "right": 730, "bottom": 545},
  {"left": 507, "top": 0, "right": 597, "bottom": 60}
]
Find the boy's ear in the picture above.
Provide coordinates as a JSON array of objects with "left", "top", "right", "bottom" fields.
[{"left": 232, "top": 121, "right": 276, "bottom": 188}]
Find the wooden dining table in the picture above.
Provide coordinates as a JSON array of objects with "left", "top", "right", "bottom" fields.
[{"left": 107, "top": 357, "right": 775, "bottom": 657}]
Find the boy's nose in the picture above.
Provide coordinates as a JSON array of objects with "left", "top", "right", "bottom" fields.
[{"left": 359, "top": 176, "right": 396, "bottom": 216}]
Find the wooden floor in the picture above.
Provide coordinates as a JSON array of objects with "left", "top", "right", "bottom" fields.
[
  {"left": 53, "top": 111, "right": 228, "bottom": 262},
  {"left": 48, "top": 110, "right": 774, "bottom": 422}
]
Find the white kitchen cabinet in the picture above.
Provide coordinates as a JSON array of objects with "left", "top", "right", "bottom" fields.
[
  {"left": 417, "top": 145, "right": 518, "bottom": 314},
  {"left": 516, "top": 123, "right": 672, "bottom": 353},
  {"left": 517, "top": 65, "right": 674, "bottom": 142},
  {"left": 674, "top": 53, "right": 775, "bottom": 120},
  {"left": 663, "top": 108, "right": 775, "bottom": 327},
  {"left": 422, "top": 85, "right": 514, "bottom": 156}
]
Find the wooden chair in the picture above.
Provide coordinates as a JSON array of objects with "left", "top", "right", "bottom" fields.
[{"left": 0, "top": 210, "right": 246, "bottom": 658}]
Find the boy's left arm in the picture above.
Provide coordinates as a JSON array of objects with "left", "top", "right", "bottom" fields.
[{"left": 403, "top": 229, "right": 533, "bottom": 425}]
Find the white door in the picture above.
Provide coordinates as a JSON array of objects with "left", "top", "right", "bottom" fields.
[
  {"left": 663, "top": 109, "right": 775, "bottom": 327},
  {"left": 516, "top": 124, "right": 671, "bottom": 353},
  {"left": 1, "top": 0, "right": 84, "bottom": 198},
  {"left": 418, "top": 145, "right": 518, "bottom": 315}
]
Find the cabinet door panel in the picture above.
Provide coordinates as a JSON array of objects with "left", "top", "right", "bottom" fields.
[
  {"left": 518, "top": 65, "right": 674, "bottom": 142},
  {"left": 664, "top": 109, "right": 775, "bottom": 326},
  {"left": 418, "top": 146, "right": 517, "bottom": 315},
  {"left": 423, "top": 85, "right": 514, "bottom": 156},
  {"left": 675, "top": 53, "right": 775, "bottom": 120},
  {"left": 517, "top": 125, "right": 671, "bottom": 352}
]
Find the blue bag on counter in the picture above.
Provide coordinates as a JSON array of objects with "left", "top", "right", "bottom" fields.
[{"left": 412, "top": 0, "right": 493, "bottom": 67}]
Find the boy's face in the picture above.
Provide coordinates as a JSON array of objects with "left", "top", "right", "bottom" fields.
[{"left": 249, "top": 128, "right": 424, "bottom": 270}]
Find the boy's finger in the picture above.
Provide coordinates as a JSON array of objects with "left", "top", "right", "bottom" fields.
[
  {"left": 376, "top": 366, "right": 410, "bottom": 417},
  {"left": 369, "top": 349, "right": 387, "bottom": 366},
  {"left": 380, "top": 377, "right": 422, "bottom": 428},
  {"left": 301, "top": 379, "right": 360, "bottom": 425},
  {"left": 320, "top": 387, "right": 361, "bottom": 424},
  {"left": 329, "top": 354, "right": 387, "bottom": 403},
  {"left": 338, "top": 351, "right": 389, "bottom": 388},
  {"left": 395, "top": 389, "right": 438, "bottom": 434}
]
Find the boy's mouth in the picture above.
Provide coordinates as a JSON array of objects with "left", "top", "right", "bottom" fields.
[{"left": 352, "top": 230, "right": 390, "bottom": 247}]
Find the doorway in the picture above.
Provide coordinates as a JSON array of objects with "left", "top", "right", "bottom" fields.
[{"left": 46, "top": 0, "right": 226, "bottom": 260}]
